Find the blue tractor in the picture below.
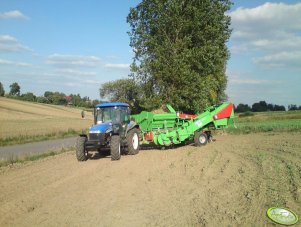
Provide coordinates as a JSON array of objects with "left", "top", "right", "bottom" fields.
[{"left": 76, "top": 102, "right": 140, "bottom": 161}]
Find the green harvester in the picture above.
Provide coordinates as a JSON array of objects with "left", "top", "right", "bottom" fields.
[{"left": 131, "top": 102, "right": 234, "bottom": 147}]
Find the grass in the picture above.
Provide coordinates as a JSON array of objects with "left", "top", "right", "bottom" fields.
[
  {"left": 0, "top": 146, "right": 73, "bottom": 168},
  {"left": 226, "top": 110, "right": 301, "bottom": 134},
  {"left": 0, "top": 97, "right": 92, "bottom": 146},
  {"left": 0, "top": 128, "right": 86, "bottom": 146}
]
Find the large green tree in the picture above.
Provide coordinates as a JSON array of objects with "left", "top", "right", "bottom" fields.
[{"left": 127, "top": 0, "right": 232, "bottom": 113}]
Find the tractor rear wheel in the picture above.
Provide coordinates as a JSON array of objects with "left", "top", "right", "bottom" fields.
[
  {"left": 194, "top": 132, "right": 208, "bottom": 146},
  {"left": 111, "top": 135, "right": 121, "bottom": 161},
  {"left": 76, "top": 136, "right": 88, "bottom": 161},
  {"left": 126, "top": 128, "right": 140, "bottom": 155}
]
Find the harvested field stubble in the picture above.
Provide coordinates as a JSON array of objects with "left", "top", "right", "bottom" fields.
[{"left": 0, "top": 97, "right": 92, "bottom": 145}]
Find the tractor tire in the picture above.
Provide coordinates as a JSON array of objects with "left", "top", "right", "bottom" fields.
[
  {"left": 76, "top": 136, "right": 88, "bottom": 161},
  {"left": 111, "top": 135, "right": 121, "bottom": 161},
  {"left": 194, "top": 132, "right": 208, "bottom": 147},
  {"left": 126, "top": 128, "right": 140, "bottom": 155}
]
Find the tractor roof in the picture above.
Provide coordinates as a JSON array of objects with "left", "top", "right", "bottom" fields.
[{"left": 96, "top": 102, "right": 129, "bottom": 108}]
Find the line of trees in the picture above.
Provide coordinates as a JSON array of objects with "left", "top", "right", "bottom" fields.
[
  {"left": 235, "top": 101, "right": 301, "bottom": 113},
  {"left": 0, "top": 82, "right": 100, "bottom": 108}
]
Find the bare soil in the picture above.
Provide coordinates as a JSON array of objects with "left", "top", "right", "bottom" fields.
[{"left": 0, "top": 133, "right": 300, "bottom": 226}]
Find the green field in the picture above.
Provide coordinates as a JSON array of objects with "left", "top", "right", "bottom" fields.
[{"left": 227, "top": 110, "right": 301, "bottom": 134}]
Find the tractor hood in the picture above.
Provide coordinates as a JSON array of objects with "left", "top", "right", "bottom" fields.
[{"left": 89, "top": 122, "right": 112, "bottom": 134}]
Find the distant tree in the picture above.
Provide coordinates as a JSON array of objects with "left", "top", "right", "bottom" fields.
[
  {"left": 51, "top": 92, "right": 67, "bottom": 105},
  {"left": 9, "top": 82, "right": 21, "bottom": 96},
  {"left": 273, "top": 104, "right": 285, "bottom": 111},
  {"left": 267, "top": 103, "right": 274, "bottom": 111},
  {"left": 0, "top": 82, "right": 5, "bottom": 96},
  {"left": 44, "top": 91, "right": 53, "bottom": 97},
  {"left": 235, "top": 103, "right": 251, "bottom": 113},
  {"left": 100, "top": 78, "right": 142, "bottom": 113},
  {"left": 288, "top": 104, "right": 298, "bottom": 111},
  {"left": 36, "top": 96, "right": 48, "bottom": 103},
  {"left": 252, "top": 101, "right": 268, "bottom": 112},
  {"left": 21, "top": 92, "right": 36, "bottom": 102},
  {"left": 44, "top": 91, "right": 53, "bottom": 103},
  {"left": 70, "top": 94, "right": 82, "bottom": 106}
]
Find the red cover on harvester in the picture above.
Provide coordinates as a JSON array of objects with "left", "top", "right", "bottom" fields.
[
  {"left": 177, "top": 113, "right": 197, "bottom": 119},
  {"left": 213, "top": 103, "right": 233, "bottom": 120}
]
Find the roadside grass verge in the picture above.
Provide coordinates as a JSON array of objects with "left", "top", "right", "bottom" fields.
[
  {"left": 226, "top": 111, "right": 301, "bottom": 134},
  {"left": 0, "top": 128, "right": 85, "bottom": 147},
  {"left": 0, "top": 146, "right": 74, "bottom": 168}
]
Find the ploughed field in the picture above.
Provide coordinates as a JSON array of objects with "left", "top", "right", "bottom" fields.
[{"left": 1, "top": 132, "right": 300, "bottom": 226}]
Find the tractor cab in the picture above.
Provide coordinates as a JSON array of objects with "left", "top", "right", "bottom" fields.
[
  {"left": 94, "top": 102, "right": 130, "bottom": 126},
  {"left": 89, "top": 102, "right": 131, "bottom": 138}
]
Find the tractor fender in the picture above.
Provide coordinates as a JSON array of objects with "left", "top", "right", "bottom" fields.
[{"left": 126, "top": 121, "right": 139, "bottom": 133}]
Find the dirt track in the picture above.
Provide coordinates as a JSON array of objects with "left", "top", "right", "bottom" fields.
[{"left": 0, "top": 133, "right": 300, "bottom": 226}]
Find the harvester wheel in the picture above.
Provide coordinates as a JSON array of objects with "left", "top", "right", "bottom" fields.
[
  {"left": 111, "top": 135, "right": 121, "bottom": 161},
  {"left": 194, "top": 132, "right": 208, "bottom": 146},
  {"left": 126, "top": 128, "right": 140, "bottom": 155},
  {"left": 76, "top": 136, "right": 88, "bottom": 161}
]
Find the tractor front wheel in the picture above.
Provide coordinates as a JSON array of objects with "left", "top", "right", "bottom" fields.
[
  {"left": 194, "top": 132, "right": 208, "bottom": 147},
  {"left": 76, "top": 136, "right": 88, "bottom": 161},
  {"left": 111, "top": 135, "right": 121, "bottom": 161},
  {"left": 126, "top": 128, "right": 140, "bottom": 155}
]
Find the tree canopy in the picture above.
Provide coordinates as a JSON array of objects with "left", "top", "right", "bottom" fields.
[
  {"left": 100, "top": 78, "right": 142, "bottom": 113},
  {"left": 9, "top": 82, "right": 21, "bottom": 96},
  {"left": 127, "top": 0, "right": 232, "bottom": 113}
]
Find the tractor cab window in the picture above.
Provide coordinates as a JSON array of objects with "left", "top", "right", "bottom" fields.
[
  {"left": 120, "top": 107, "right": 130, "bottom": 123},
  {"left": 112, "top": 107, "right": 129, "bottom": 124},
  {"left": 96, "top": 108, "right": 113, "bottom": 124},
  {"left": 96, "top": 106, "right": 129, "bottom": 124}
]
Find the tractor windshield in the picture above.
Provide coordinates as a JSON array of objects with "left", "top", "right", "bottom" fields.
[{"left": 96, "top": 106, "right": 129, "bottom": 124}]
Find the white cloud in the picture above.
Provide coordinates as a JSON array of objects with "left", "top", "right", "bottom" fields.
[
  {"left": 0, "top": 10, "right": 28, "bottom": 20},
  {"left": 56, "top": 68, "right": 97, "bottom": 77},
  {"left": 0, "top": 34, "right": 32, "bottom": 52},
  {"left": 105, "top": 63, "right": 130, "bottom": 70},
  {"left": 0, "top": 35, "right": 17, "bottom": 42},
  {"left": 229, "top": 79, "right": 269, "bottom": 85},
  {"left": 229, "top": 2, "right": 301, "bottom": 69},
  {"left": 47, "top": 54, "right": 101, "bottom": 67},
  {"left": 254, "top": 51, "right": 301, "bottom": 69},
  {"left": 0, "top": 58, "right": 31, "bottom": 67},
  {"left": 230, "top": 3, "right": 301, "bottom": 32}
]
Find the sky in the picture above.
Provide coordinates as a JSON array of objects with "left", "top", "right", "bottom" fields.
[{"left": 0, "top": 0, "right": 300, "bottom": 107}]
